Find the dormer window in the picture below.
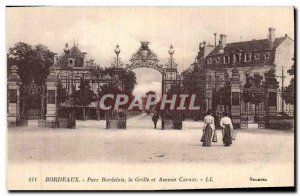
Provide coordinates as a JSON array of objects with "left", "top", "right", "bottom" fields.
[
  {"left": 207, "top": 58, "right": 212, "bottom": 64},
  {"left": 264, "top": 52, "right": 271, "bottom": 59},
  {"left": 215, "top": 57, "right": 221, "bottom": 64},
  {"left": 244, "top": 53, "right": 252, "bottom": 62},
  {"left": 68, "top": 58, "right": 75, "bottom": 67},
  {"left": 254, "top": 53, "right": 260, "bottom": 60},
  {"left": 234, "top": 54, "right": 241, "bottom": 63},
  {"left": 224, "top": 55, "right": 230, "bottom": 64}
]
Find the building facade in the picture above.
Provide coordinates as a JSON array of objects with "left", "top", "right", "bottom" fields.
[
  {"left": 195, "top": 28, "right": 294, "bottom": 121},
  {"left": 51, "top": 43, "right": 101, "bottom": 94},
  {"left": 50, "top": 43, "right": 104, "bottom": 120}
]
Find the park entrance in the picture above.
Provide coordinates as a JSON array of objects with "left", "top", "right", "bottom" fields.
[
  {"left": 7, "top": 42, "right": 281, "bottom": 130},
  {"left": 125, "top": 41, "right": 183, "bottom": 130}
]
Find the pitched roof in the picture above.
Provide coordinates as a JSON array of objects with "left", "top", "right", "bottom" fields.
[
  {"left": 207, "top": 37, "right": 287, "bottom": 57},
  {"left": 52, "top": 45, "right": 84, "bottom": 68}
]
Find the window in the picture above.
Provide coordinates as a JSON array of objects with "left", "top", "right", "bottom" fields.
[
  {"left": 264, "top": 52, "right": 271, "bottom": 60},
  {"left": 68, "top": 58, "right": 75, "bottom": 66},
  {"left": 207, "top": 58, "right": 212, "bottom": 64},
  {"left": 253, "top": 72, "right": 261, "bottom": 78},
  {"left": 9, "top": 89, "right": 17, "bottom": 103},
  {"left": 224, "top": 55, "right": 230, "bottom": 64},
  {"left": 244, "top": 53, "right": 252, "bottom": 62},
  {"left": 215, "top": 57, "right": 221, "bottom": 64},
  {"left": 254, "top": 53, "right": 260, "bottom": 60},
  {"left": 47, "top": 90, "right": 56, "bottom": 104},
  {"left": 234, "top": 54, "right": 240, "bottom": 63}
]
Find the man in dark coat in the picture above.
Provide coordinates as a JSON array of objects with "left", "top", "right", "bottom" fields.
[{"left": 152, "top": 112, "right": 159, "bottom": 129}]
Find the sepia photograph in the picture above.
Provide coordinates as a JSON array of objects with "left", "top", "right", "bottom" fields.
[{"left": 6, "top": 6, "right": 295, "bottom": 190}]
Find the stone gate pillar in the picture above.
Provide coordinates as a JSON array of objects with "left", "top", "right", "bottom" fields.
[
  {"left": 264, "top": 69, "right": 279, "bottom": 129},
  {"left": 265, "top": 88, "right": 278, "bottom": 128},
  {"left": 205, "top": 73, "right": 213, "bottom": 111},
  {"left": 45, "top": 68, "right": 58, "bottom": 128},
  {"left": 230, "top": 68, "right": 241, "bottom": 128},
  {"left": 7, "top": 65, "right": 21, "bottom": 126}
]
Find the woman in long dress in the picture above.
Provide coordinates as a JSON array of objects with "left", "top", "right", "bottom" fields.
[
  {"left": 201, "top": 110, "right": 215, "bottom": 147},
  {"left": 220, "top": 112, "right": 233, "bottom": 146}
]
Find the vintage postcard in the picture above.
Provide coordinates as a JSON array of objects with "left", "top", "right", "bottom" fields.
[{"left": 6, "top": 6, "right": 295, "bottom": 190}]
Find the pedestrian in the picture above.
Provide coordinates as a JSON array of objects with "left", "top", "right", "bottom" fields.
[
  {"left": 201, "top": 110, "right": 215, "bottom": 147},
  {"left": 220, "top": 112, "right": 233, "bottom": 147},
  {"left": 152, "top": 112, "right": 159, "bottom": 129}
]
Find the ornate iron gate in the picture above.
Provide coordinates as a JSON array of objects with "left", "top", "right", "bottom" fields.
[
  {"left": 57, "top": 68, "right": 126, "bottom": 129},
  {"left": 19, "top": 81, "right": 47, "bottom": 126},
  {"left": 241, "top": 86, "right": 266, "bottom": 128},
  {"left": 126, "top": 42, "right": 183, "bottom": 130}
]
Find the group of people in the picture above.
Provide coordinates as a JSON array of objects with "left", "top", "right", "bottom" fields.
[
  {"left": 201, "top": 110, "right": 234, "bottom": 147},
  {"left": 151, "top": 110, "right": 234, "bottom": 147}
]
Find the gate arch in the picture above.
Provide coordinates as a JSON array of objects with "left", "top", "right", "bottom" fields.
[
  {"left": 125, "top": 41, "right": 166, "bottom": 77},
  {"left": 123, "top": 41, "right": 182, "bottom": 130}
]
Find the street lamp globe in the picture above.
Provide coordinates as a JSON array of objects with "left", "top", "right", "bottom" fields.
[
  {"left": 168, "top": 45, "right": 175, "bottom": 56},
  {"left": 115, "top": 45, "right": 120, "bottom": 56}
]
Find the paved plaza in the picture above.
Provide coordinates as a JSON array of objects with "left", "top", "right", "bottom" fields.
[
  {"left": 8, "top": 113, "right": 294, "bottom": 164},
  {"left": 7, "top": 113, "right": 295, "bottom": 189}
]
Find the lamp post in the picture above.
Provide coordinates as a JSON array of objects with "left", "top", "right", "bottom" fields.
[
  {"left": 276, "top": 66, "right": 286, "bottom": 113},
  {"left": 168, "top": 45, "right": 175, "bottom": 68},
  {"left": 114, "top": 45, "right": 120, "bottom": 68}
]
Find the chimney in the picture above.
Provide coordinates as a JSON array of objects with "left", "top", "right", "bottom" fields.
[
  {"left": 53, "top": 53, "right": 58, "bottom": 64},
  {"left": 268, "top": 27, "right": 276, "bottom": 43},
  {"left": 219, "top": 34, "right": 227, "bottom": 48},
  {"left": 83, "top": 52, "right": 87, "bottom": 66},
  {"left": 214, "top": 33, "right": 217, "bottom": 46}
]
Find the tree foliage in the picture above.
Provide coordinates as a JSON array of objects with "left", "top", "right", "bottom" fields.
[
  {"left": 283, "top": 56, "right": 295, "bottom": 104},
  {"left": 102, "top": 67, "right": 137, "bottom": 96},
  {"left": 56, "top": 81, "right": 68, "bottom": 106},
  {"left": 214, "top": 84, "right": 231, "bottom": 106},
  {"left": 263, "top": 68, "right": 279, "bottom": 89},
  {"left": 8, "top": 42, "right": 54, "bottom": 114},
  {"left": 8, "top": 42, "right": 54, "bottom": 85},
  {"left": 72, "top": 78, "right": 95, "bottom": 107},
  {"left": 181, "top": 67, "right": 203, "bottom": 93},
  {"left": 242, "top": 73, "right": 264, "bottom": 105}
]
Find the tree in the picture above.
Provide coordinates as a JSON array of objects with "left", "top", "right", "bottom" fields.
[
  {"left": 55, "top": 82, "right": 70, "bottom": 119},
  {"left": 8, "top": 42, "right": 54, "bottom": 85},
  {"left": 72, "top": 78, "right": 96, "bottom": 120},
  {"left": 242, "top": 73, "right": 264, "bottom": 122},
  {"left": 103, "top": 67, "right": 137, "bottom": 96},
  {"left": 56, "top": 81, "right": 68, "bottom": 106},
  {"left": 283, "top": 57, "right": 295, "bottom": 105},
  {"left": 8, "top": 42, "right": 55, "bottom": 117},
  {"left": 98, "top": 82, "right": 122, "bottom": 108},
  {"left": 215, "top": 84, "right": 231, "bottom": 107},
  {"left": 181, "top": 67, "right": 200, "bottom": 93},
  {"left": 181, "top": 66, "right": 206, "bottom": 120},
  {"left": 263, "top": 68, "right": 279, "bottom": 89}
]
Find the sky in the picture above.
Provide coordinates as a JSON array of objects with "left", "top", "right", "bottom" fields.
[{"left": 6, "top": 7, "right": 294, "bottom": 96}]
